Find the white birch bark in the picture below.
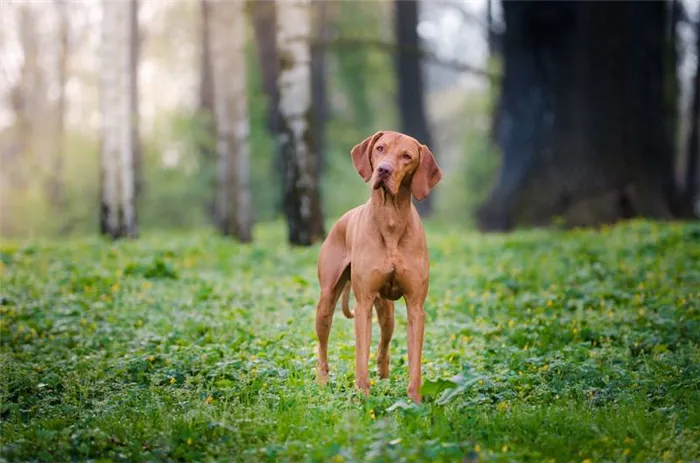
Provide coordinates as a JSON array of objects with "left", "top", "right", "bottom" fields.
[
  {"left": 100, "top": 0, "right": 138, "bottom": 238},
  {"left": 276, "top": 0, "right": 324, "bottom": 245},
  {"left": 208, "top": 0, "right": 252, "bottom": 241}
]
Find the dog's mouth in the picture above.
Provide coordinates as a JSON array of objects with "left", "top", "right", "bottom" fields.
[{"left": 373, "top": 176, "right": 398, "bottom": 195}]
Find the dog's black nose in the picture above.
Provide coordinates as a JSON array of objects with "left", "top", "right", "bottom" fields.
[{"left": 377, "top": 164, "right": 392, "bottom": 177}]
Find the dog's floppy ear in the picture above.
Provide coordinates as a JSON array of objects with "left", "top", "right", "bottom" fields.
[
  {"left": 411, "top": 144, "right": 442, "bottom": 201},
  {"left": 351, "top": 131, "right": 383, "bottom": 182}
]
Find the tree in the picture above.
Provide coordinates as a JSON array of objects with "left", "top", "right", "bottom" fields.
[
  {"left": 198, "top": 0, "right": 217, "bottom": 221},
  {"left": 394, "top": 0, "right": 435, "bottom": 217},
  {"left": 47, "top": 0, "right": 69, "bottom": 226},
  {"left": 479, "top": 1, "right": 682, "bottom": 231},
  {"left": 208, "top": 0, "right": 253, "bottom": 241},
  {"left": 251, "top": 0, "right": 280, "bottom": 137},
  {"left": 100, "top": 0, "right": 140, "bottom": 238},
  {"left": 277, "top": 0, "right": 325, "bottom": 246},
  {"left": 683, "top": 20, "right": 700, "bottom": 213},
  {"left": 310, "top": 0, "right": 330, "bottom": 173}
]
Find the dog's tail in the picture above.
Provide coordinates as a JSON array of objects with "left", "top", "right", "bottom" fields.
[{"left": 341, "top": 281, "right": 354, "bottom": 318}]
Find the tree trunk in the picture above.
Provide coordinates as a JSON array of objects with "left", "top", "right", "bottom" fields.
[
  {"left": 683, "top": 21, "right": 700, "bottom": 215},
  {"left": 277, "top": 0, "right": 325, "bottom": 246},
  {"left": 199, "top": 0, "right": 217, "bottom": 222},
  {"left": 394, "top": 0, "right": 436, "bottom": 217},
  {"left": 250, "top": 0, "right": 284, "bottom": 214},
  {"left": 665, "top": 0, "right": 680, "bottom": 162},
  {"left": 130, "top": 0, "right": 142, "bottom": 227},
  {"left": 10, "top": 4, "right": 43, "bottom": 189},
  {"left": 311, "top": 0, "right": 329, "bottom": 173},
  {"left": 199, "top": 0, "right": 214, "bottom": 120},
  {"left": 100, "top": 0, "right": 139, "bottom": 239},
  {"left": 50, "top": 0, "right": 68, "bottom": 229},
  {"left": 209, "top": 0, "right": 253, "bottom": 242},
  {"left": 486, "top": 0, "right": 496, "bottom": 56},
  {"left": 251, "top": 0, "right": 281, "bottom": 136},
  {"left": 478, "top": 1, "right": 678, "bottom": 231}
]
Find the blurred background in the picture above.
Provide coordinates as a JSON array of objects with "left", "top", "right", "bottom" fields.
[{"left": 0, "top": 0, "right": 698, "bottom": 243}]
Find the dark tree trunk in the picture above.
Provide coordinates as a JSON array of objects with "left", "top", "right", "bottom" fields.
[
  {"left": 394, "top": 0, "right": 436, "bottom": 217},
  {"left": 665, "top": 0, "right": 680, "bottom": 160},
  {"left": 251, "top": 0, "right": 280, "bottom": 135},
  {"left": 250, "top": 0, "right": 283, "bottom": 214},
  {"left": 486, "top": 0, "right": 501, "bottom": 57},
  {"left": 478, "top": 1, "right": 678, "bottom": 231},
  {"left": 683, "top": 21, "right": 700, "bottom": 214},
  {"left": 311, "top": 0, "right": 329, "bottom": 173}
]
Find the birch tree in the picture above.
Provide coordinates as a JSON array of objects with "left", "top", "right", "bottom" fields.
[
  {"left": 208, "top": 0, "right": 252, "bottom": 241},
  {"left": 277, "top": 0, "right": 324, "bottom": 246},
  {"left": 100, "top": 0, "right": 139, "bottom": 238},
  {"left": 49, "top": 0, "right": 69, "bottom": 229}
]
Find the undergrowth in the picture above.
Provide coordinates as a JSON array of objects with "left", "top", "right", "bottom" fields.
[{"left": 1, "top": 220, "right": 699, "bottom": 462}]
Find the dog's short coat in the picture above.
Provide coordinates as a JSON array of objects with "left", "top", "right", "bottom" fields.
[{"left": 314, "top": 130, "right": 442, "bottom": 403}]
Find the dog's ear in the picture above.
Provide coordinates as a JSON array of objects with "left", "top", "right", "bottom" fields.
[
  {"left": 351, "top": 131, "right": 383, "bottom": 182},
  {"left": 411, "top": 144, "right": 442, "bottom": 201}
]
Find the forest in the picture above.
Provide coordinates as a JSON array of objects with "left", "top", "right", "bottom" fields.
[{"left": 1, "top": 1, "right": 699, "bottom": 462}]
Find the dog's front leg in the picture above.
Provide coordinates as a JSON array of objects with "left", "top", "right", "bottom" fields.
[
  {"left": 405, "top": 294, "right": 426, "bottom": 403},
  {"left": 353, "top": 295, "right": 374, "bottom": 396}
]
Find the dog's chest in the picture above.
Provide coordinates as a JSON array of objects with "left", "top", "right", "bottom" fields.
[{"left": 375, "top": 251, "right": 406, "bottom": 301}]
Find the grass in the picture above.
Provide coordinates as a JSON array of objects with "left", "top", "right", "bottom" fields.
[{"left": 1, "top": 219, "right": 699, "bottom": 462}]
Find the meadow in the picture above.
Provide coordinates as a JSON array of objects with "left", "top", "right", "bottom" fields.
[{"left": 1, "top": 220, "right": 699, "bottom": 462}]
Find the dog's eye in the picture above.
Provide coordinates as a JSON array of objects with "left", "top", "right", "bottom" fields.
[
  {"left": 402, "top": 153, "right": 412, "bottom": 160},
  {"left": 376, "top": 146, "right": 385, "bottom": 153}
]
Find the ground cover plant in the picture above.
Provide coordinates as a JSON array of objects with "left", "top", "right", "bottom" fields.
[{"left": 1, "top": 220, "right": 699, "bottom": 462}]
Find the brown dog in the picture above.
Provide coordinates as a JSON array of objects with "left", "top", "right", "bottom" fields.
[{"left": 314, "top": 130, "right": 442, "bottom": 403}]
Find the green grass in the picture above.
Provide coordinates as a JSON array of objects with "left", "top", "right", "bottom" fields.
[{"left": 1, "top": 220, "right": 699, "bottom": 462}]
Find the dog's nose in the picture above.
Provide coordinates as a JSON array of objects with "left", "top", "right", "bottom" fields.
[{"left": 377, "top": 163, "right": 393, "bottom": 177}]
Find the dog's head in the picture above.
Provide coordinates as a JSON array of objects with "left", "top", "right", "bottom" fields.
[{"left": 350, "top": 130, "right": 442, "bottom": 201}]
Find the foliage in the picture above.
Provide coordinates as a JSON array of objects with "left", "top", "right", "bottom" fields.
[{"left": 1, "top": 220, "right": 699, "bottom": 462}]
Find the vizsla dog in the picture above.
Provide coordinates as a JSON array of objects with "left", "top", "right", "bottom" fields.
[{"left": 314, "top": 130, "right": 442, "bottom": 403}]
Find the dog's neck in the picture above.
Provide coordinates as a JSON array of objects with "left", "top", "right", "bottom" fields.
[{"left": 368, "top": 185, "right": 414, "bottom": 244}]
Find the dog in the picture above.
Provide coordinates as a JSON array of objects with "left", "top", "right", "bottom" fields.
[{"left": 314, "top": 130, "right": 442, "bottom": 403}]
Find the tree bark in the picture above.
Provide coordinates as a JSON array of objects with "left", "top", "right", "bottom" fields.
[
  {"left": 209, "top": 0, "right": 253, "bottom": 242},
  {"left": 199, "top": 0, "right": 217, "bottom": 222},
  {"left": 130, "top": 0, "right": 142, "bottom": 230},
  {"left": 683, "top": 21, "right": 700, "bottom": 215},
  {"left": 199, "top": 0, "right": 214, "bottom": 121},
  {"left": 394, "top": 0, "right": 436, "bottom": 217},
  {"left": 251, "top": 0, "right": 281, "bottom": 136},
  {"left": 479, "top": 1, "right": 678, "bottom": 231},
  {"left": 50, "top": 0, "right": 69, "bottom": 228},
  {"left": 311, "top": 0, "right": 330, "bottom": 173},
  {"left": 666, "top": 0, "right": 680, "bottom": 161},
  {"left": 100, "top": 0, "right": 139, "bottom": 239},
  {"left": 277, "top": 0, "right": 325, "bottom": 246}
]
